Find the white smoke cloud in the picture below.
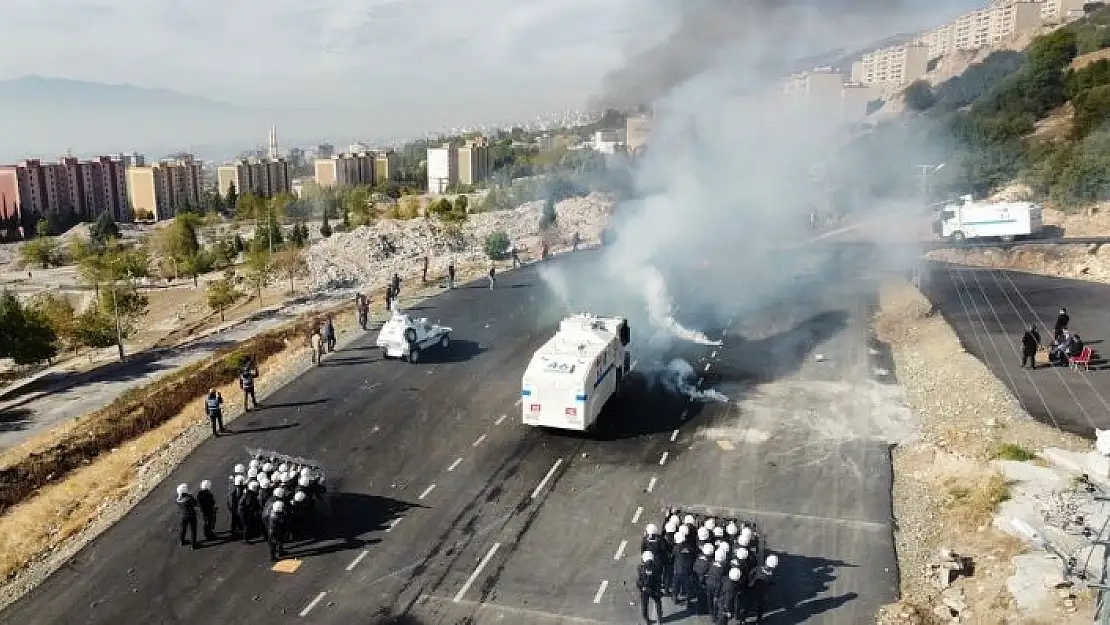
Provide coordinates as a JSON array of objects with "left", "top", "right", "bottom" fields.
[{"left": 654, "top": 359, "right": 729, "bottom": 404}]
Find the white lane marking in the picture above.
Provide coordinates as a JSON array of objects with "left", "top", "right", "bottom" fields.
[
  {"left": 670, "top": 429, "right": 679, "bottom": 442},
  {"left": 448, "top": 457, "right": 463, "bottom": 472},
  {"left": 419, "top": 484, "right": 436, "bottom": 500},
  {"left": 453, "top": 542, "right": 502, "bottom": 603},
  {"left": 495, "top": 414, "right": 508, "bottom": 425},
  {"left": 346, "top": 550, "right": 369, "bottom": 571},
  {"left": 631, "top": 359, "right": 639, "bottom": 370},
  {"left": 631, "top": 506, "right": 643, "bottom": 524},
  {"left": 531, "top": 458, "right": 563, "bottom": 499},
  {"left": 704, "top": 362, "right": 711, "bottom": 372},
  {"left": 613, "top": 540, "right": 628, "bottom": 560},
  {"left": 646, "top": 477, "right": 657, "bottom": 493},
  {"left": 697, "top": 377, "right": 704, "bottom": 385},
  {"left": 659, "top": 452, "right": 669, "bottom": 466},
  {"left": 711, "top": 350, "right": 718, "bottom": 358},
  {"left": 473, "top": 434, "right": 487, "bottom": 447},
  {"left": 371, "top": 425, "right": 381, "bottom": 434},
  {"left": 387, "top": 517, "right": 402, "bottom": 532},
  {"left": 299, "top": 591, "right": 327, "bottom": 617},
  {"left": 514, "top": 398, "right": 522, "bottom": 406},
  {"left": 593, "top": 580, "right": 609, "bottom": 604}
]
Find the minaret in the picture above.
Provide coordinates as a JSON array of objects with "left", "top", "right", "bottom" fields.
[{"left": 268, "top": 126, "right": 279, "bottom": 160}]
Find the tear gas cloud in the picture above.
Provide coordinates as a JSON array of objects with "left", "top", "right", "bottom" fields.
[{"left": 537, "top": 0, "right": 958, "bottom": 367}]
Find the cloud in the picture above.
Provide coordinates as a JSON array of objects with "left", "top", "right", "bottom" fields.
[{"left": 0, "top": 0, "right": 678, "bottom": 129}]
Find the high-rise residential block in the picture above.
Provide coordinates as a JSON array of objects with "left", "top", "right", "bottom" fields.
[
  {"left": 0, "top": 154, "right": 132, "bottom": 224},
  {"left": 426, "top": 144, "right": 458, "bottom": 194},
  {"left": 313, "top": 151, "right": 376, "bottom": 188},
  {"left": 126, "top": 155, "right": 202, "bottom": 221},
  {"left": 456, "top": 138, "right": 491, "bottom": 187},
  {"left": 375, "top": 151, "right": 400, "bottom": 183},
  {"left": 218, "top": 158, "right": 291, "bottom": 199}
]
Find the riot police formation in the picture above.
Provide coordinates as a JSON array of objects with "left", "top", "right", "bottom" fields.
[
  {"left": 637, "top": 510, "right": 779, "bottom": 623},
  {"left": 172, "top": 450, "right": 325, "bottom": 561}
]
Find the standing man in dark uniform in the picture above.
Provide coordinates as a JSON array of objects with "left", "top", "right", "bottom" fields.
[
  {"left": 197, "top": 480, "right": 218, "bottom": 541},
  {"left": 447, "top": 262, "right": 456, "bottom": 290},
  {"left": 239, "top": 357, "right": 259, "bottom": 412},
  {"left": 175, "top": 483, "right": 199, "bottom": 550},
  {"left": 422, "top": 256, "right": 429, "bottom": 283},
  {"left": 744, "top": 554, "right": 778, "bottom": 624},
  {"left": 636, "top": 551, "right": 664, "bottom": 624},
  {"left": 204, "top": 388, "right": 226, "bottom": 436},
  {"left": 1055, "top": 307, "right": 1070, "bottom": 342},
  {"left": 227, "top": 475, "right": 246, "bottom": 539},
  {"left": 671, "top": 531, "right": 696, "bottom": 604},
  {"left": 1021, "top": 326, "right": 1040, "bottom": 369}
]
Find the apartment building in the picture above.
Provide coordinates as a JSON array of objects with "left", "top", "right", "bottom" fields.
[
  {"left": 916, "top": 1, "right": 1042, "bottom": 59},
  {"left": 313, "top": 151, "right": 376, "bottom": 188},
  {"left": 626, "top": 114, "right": 653, "bottom": 154},
  {"left": 0, "top": 155, "right": 133, "bottom": 224},
  {"left": 126, "top": 155, "right": 202, "bottom": 221},
  {"left": 375, "top": 151, "right": 400, "bottom": 183},
  {"left": 850, "top": 43, "right": 931, "bottom": 87},
  {"left": 456, "top": 138, "right": 491, "bottom": 187},
  {"left": 217, "top": 157, "right": 291, "bottom": 199},
  {"left": 1042, "top": 0, "right": 1086, "bottom": 23},
  {"left": 0, "top": 168, "right": 18, "bottom": 221},
  {"left": 426, "top": 144, "right": 458, "bottom": 194},
  {"left": 782, "top": 67, "right": 849, "bottom": 100}
]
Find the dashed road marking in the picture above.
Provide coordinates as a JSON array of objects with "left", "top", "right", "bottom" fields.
[
  {"left": 531, "top": 458, "right": 564, "bottom": 499},
  {"left": 514, "top": 398, "right": 522, "bottom": 406},
  {"left": 704, "top": 363, "right": 711, "bottom": 372},
  {"left": 346, "top": 550, "right": 369, "bottom": 571},
  {"left": 473, "top": 434, "right": 487, "bottom": 447},
  {"left": 495, "top": 414, "right": 508, "bottom": 425},
  {"left": 448, "top": 457, "right": 463, "bottom": 472},
  {"left": 371, "top": 425, "right": 381, "bottom": 434},
  {"left": 711, "top": 350, "right": 718, "bottom": 358},
  {"left": 631, "top": 359, "right": 639, "bottom": 370},
  {"left": 646, "top": 477, "right": 657, "bottom": 493},
  {"left": 419, "top": 484, "right": 436, "bottom": 500},
  {"left": 613, "top": 540, "right": 628, "bottom": 560},
  {"left": 387, "top": 517, "right": 402, "bottom": 532},
  {"left": 631, "top": 506, "right": 643, "bottom": 524},
  {"left": 299, "top": 591, "right": 327, "bottom": 617},
  {"left": 592, "top": 580, "right": 609, "bottom": 604},
  {"left": 453, "top": 542, "right": 502, "bottom": 603},
  {"left": 670, "top": 429, "right": 679, "bottom": 442},
  {"left": 659, "top": 452, "right": 669, "bottom": 466}
]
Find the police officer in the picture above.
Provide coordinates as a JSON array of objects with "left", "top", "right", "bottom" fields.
[
  {"left": 175, "top": 483, "right": 199, "bottom": 549},
  {"left": 1021, "top": 325, "right": 1040, "bottom": 369},
  {"left": 660, "top": 520, "right": 677, "bottom": 594},
  {"left": 716, "top": 568, "right": 743, "bottom": 625},
  {"left": 203, "top": 389, "right": 226, "bottom": 436},
  {"left": 705, "top": 548, "right": 727, "bottom": 619},
  {"left": 323, "top": 316, "right": 336, "bottom": 353},
  {"left": 239, "top": 357, "right": 260, "bottom": 412},
  {"left": 239, "top": 480, "right": 262, "bottom": 543},
  {"left": 744, "top": 554, "right": 778, "bottom": 624},
  {"left": 671, "top": 531, "right": 696, "bottom": 604},
  {"left": 692, "top": 543, "right": 713, "bottom": 614},
  {"left": 447, "top": 262, "right": 456, "bottom": 290},
  {"left": 227, "top": 475, "right": 246, "bottom": 538},
  {"left": 197, "top": 480, "right": 218, "bottom": 541},
  {"left": 267, "top": 501, "right": 289, "bottom": 561},
  {"left": 636, "top": 551, "right": 663, "bottom": 624},
  {"left": 641, "top": 523, "right": 665, "bottom": 561}
]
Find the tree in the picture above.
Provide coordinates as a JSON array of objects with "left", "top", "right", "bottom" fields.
[
  {"left": 287, "top": 221, "right": 309, "bottom": 247},
  {"left": 484, "top": 230, "right": 510, "bottom": 260},
  {"left": 72, "top": 307, "right": 118, "bottom": 349},
  {"left": 253, "top": 209, "right": 284, "bottom": 251},
  {"left": 35, "top": 217, "right": 50, "bottom": 237},
  {"left": 224, "top": 183, "right": 238, "bottom": 213},
  {"left": 903, "top": 80, "right": 936, "bottom": 112},
  {"left": 235, "top": 193, "right": 264, "bottom": 221},
  {"left": 453, "top": 194, "right": 469, "bottom": 213},
  {"left": 205, "top": 274, "right": 242, "bottom": 321},
  {"left": 20, "top": 236, "right": 58, "bottom": 268},
  {"left": 210, "top": 237, "right": 238, "bottom": 268},
  {"left": 243, "top": 242, "right": 273, "bottom": 308},
  {"left": 233, "top": 234, "right": 245, "bottom": 253},
  {"left": 320, "top": 211, "right": 333, "bottom": 238},
  {"left": 89, "top": 213, "right": 120, "bottom": 246},
  {"left": 272, "top": 247, "right": 309, "bottom": 294},
  {"left": 0, "top": 290, "right": 58, "bottom": 365},
  {"left": 181, "top": 249, "right": 214, "bottom": 287},
  {"left": 29, "top": 292, "right": 78, "bottom": 354},
  {"left": 539, "top": 197, "right": 557, "bottom": 229},
  {"left": 151, "top": 212, "right": 201, "bottom": 279}
]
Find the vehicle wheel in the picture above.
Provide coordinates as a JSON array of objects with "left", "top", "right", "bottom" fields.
[
  {"left": 381, "top": 348, "right": 390, "bottom": 359},
  {"left": 404, "top": 328, "right": 417, "bottom": 344},
  {"left": 951, "top": 231, "right": 966, "bottom": 244},
  {"left": 409, "top": 348, "right": 420, "bottom": 364},
  {"left": 440, "top": 335, "right": 450, "bottom": 349}
]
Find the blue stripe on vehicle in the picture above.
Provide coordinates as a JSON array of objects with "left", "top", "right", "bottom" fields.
[
  {"left": 521, "top": 389, "right": 531, "bottom": 396},
  {"left": 593, "top": 364, "right": 614, "bottom": 390},
  {"left": 962, "top": 219, "right": 1018, "bottom": 225},
  {"left": 575, "top": 394, "right": 587, "bottom": 401}
]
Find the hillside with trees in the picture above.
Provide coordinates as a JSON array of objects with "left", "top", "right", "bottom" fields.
[{"left": 842, "top": 5, "right": 1110, "bottom": 210}]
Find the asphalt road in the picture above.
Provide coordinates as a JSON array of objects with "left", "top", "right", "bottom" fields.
[
  {"left": 921, "top": 261, "right": 1110, "bottom": 438},
  {"left": 0, "top": 249, "right": 898, "bottom": 625}
]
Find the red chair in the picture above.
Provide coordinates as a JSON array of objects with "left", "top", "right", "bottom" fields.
[{"left": 1070, "top": 346, "right": 1095, "bottom": 371}]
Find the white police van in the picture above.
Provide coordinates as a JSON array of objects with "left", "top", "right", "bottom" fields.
[
  {"left": 521, "top": 314, "right": 631, "bottom": 431},
  {"left": 935, "top": 195, "right": 1044, "bottom": 243}
]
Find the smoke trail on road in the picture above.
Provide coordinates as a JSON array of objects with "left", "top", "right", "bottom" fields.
[
  {"left": 537, "top": 263, "right": 571, "bottom": 310},
  {"left": 653, "top": 358, "right": 729, "bottom": 403},
  {"left": 640, "top": 266, "right": 723, "bottom": 346}
]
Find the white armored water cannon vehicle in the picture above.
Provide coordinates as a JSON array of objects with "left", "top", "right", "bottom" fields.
[{"left": 521, "top": 313, "right": 631, "bottom": 431}]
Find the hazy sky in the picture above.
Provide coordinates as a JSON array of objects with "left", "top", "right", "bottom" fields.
[{"left": 0, "top": 0, "right": 985, "bottom": 157}]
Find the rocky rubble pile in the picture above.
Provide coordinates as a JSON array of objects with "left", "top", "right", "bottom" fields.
[{"left": 305, "top": 193, "right": 613, "bottom": 289}]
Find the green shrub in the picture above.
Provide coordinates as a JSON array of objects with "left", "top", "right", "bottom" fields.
[{"left": 484, "top": 230, "right": 510, "bottom": 260}]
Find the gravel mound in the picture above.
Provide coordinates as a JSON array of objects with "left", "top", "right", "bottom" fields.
[{"left": 306, "top": 193, "right": 613, "bottom": 289}]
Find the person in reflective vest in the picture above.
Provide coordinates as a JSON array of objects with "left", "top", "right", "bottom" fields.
[
  {"left": 205, "top": 389, "right": 226, "bottom": 436},
  {"left": 239, "top": 358, "right": 259, "bottom": 412}
]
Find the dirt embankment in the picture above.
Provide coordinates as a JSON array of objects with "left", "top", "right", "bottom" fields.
[{"left": 874, "top": 280, "right": 1094, "bottom": 625}]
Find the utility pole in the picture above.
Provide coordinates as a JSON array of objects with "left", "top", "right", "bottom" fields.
[{"left": 110, "top": 271, "right": 124, "bottom": 361}]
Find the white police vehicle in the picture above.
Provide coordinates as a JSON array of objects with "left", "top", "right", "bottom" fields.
[
  {"left": 521, "top": 314, "right": 631, "bottom": 431},
  {"left": 375, "top": 310, "right": 452, "bottom": 364}
]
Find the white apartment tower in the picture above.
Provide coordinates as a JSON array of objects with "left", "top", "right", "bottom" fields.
[{"left": 268, "top": 126, "right": 279, "bottom": 161}]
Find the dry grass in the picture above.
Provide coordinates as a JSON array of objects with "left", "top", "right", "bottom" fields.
[{"left": 942, "top": 471, "right": 1012, "bottom": 527}]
